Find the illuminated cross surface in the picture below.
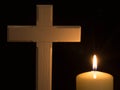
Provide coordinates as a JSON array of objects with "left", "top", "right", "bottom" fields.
[{"left": 8, "top": 5, "right": 81, "bottom": 90}]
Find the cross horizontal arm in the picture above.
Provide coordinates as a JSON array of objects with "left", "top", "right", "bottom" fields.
[
  {"left": 8, "top": 26, "right": 81, "bottom": 42},
  {"left": 51, "top": 26, "right": 81, "bottom": 42},
  {"left": 7, "top": 26, "right": 36, "bottom": 42}
]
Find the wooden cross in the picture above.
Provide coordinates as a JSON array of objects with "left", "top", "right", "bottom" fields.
[{"left": 7, "top": 5, "right": 81, "bottom": 90}]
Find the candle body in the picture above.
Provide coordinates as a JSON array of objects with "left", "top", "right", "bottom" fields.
[{"left": 76, "top": 71, "right": 113, "bottom": 90}]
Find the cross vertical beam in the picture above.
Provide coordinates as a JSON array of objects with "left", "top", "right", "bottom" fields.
[{"left": 37, "top": 43, "right": 52, "bottom": 90}]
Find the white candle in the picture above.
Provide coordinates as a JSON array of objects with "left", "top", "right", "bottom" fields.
[{"left": 76, "top": 55, "right": 113, "bottom": 90}]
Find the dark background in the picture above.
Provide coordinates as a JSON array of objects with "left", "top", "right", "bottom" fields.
[{"left": 0, "top": 0, "right": 120, "bottom": 90}]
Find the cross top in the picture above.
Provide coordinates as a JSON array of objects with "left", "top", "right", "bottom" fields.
[
  {"left": 36, "top": 5, "right": 52, "bottom": 27},
  {"left": 8, "top": 5, "right": 81, "bottom": 90},
  {"left": 8, "top": 5, "right": 80, "bottom": 43}
]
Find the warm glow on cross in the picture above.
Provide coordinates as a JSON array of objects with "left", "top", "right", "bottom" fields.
[
  {"left": 92, "top": 54, "right": 97, "bottom": 71},
  {"left": 8, "top": 5, "right": 81, "bottom": 90}
]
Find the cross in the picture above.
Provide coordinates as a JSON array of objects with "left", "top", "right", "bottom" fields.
[{"left": 7, "top": 5, "right": 81, "bottom": 90}]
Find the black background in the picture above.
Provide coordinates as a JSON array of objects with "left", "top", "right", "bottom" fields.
[
  {"left": 1, "top": 42, "right": 36, "bottom": 90},
  {"left": 0, "top": 0, "right": 120, "bottom": 90}
]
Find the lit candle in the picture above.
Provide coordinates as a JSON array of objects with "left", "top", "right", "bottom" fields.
[{"left": 76, "top": 54, "right": 113, "bottom": 90}]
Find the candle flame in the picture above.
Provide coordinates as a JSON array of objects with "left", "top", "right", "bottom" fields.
[{"left": 92, "top": 54, "right": 97, "bottom": 70}]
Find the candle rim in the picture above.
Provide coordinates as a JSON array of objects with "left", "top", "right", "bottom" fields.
[{"left": 76, "top": 71, "right": 113, "bottom": 80}]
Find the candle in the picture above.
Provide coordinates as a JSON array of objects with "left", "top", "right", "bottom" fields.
[{"left": 76, "top": 55, "right": 113, "bottom": 90}]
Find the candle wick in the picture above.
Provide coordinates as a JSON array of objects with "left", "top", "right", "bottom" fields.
[{"left": 93, "top": 68, "right": 97, "bottom": 71}]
